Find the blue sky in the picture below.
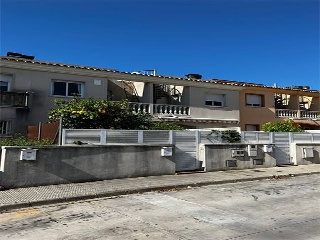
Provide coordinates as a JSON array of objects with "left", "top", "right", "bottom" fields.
[{"left": 1, "top": 0, "right": 319, "bottom": 90}]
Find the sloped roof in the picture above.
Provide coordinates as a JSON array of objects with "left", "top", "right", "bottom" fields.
[{"left": 1, "top": 56, "right": 319, "bottom": 94}]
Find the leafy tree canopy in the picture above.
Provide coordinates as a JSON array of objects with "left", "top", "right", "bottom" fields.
[
  {"left": 261, "top": 119, "right": 304, "bottom": 132},
  {"left": 48, "top": 98, "right": 184, "bottom": 130}
]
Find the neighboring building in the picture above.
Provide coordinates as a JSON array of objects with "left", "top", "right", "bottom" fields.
[
  {"left": 239, "top": 84, "right": 320, "bottom": 130},
  {"left": 0, "top": 54, "right": 243, "bottom": 136}
]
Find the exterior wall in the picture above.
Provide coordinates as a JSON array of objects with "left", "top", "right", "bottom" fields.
[
  {"left": 0, "top": 108, "right": 30, "bottom": 135},
  {"left": 189, "top": 87, "right": 240, "bottom": 120},
  {"left": 291, "top": 143, "right": 320, "bottom": 165},
  {"left": 199, "top": 144, "right": 276, "bottom": 171},
  {"left": 108, "top": 80, "right": 127, "bottom": 101},
  {"left": 139, "top": 82, "right": 153, "bottom": 103},
  {"left": 0, "top": 144, "right": 175, "bottom": 189},
  {"left": 239, "top": 89, "right": 277, "bottom": 130},
  {"left": 1, "top": 67, "right": 109, "bottom": 128},
  {"left": 287, "top": 95, "right": 299, "bottom": 110},
  {"left": 310, "top": 97, "right": 320, "bottom": 111}
]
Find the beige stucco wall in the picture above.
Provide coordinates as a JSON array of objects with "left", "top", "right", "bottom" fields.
[
  {"left": 310, "top": 96, "right": 320, "bottom": 111},
  {"left": 1, "top": 67, "right": 109, "bottom": 127},
  {"left": 239, "top": 89, "right": 277, "bottom": 130}
]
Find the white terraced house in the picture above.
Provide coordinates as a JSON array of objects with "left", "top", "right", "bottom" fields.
[{"left": 0, "top": 53, "right": 244, "bottom": 136}]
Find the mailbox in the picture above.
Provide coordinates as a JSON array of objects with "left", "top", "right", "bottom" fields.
[
  {"left": 248, "top": 145, "right": 257, "bottom": 157},
  {"left": 303, "top": 148, "right": 314, "bottom": 158},
  {"left": 263, "top": 145, "right": 273, "bottom": 153},
  {"left": 20, "top": 149, "right": 38, "bottom": 161},
  {"left": 161, "top": 147, "right": 173, "bottom": 157}
]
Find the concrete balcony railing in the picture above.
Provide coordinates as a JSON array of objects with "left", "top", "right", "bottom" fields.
[
  {"left": 300, "top": 111, "right": 320, "bottom": 119},
  {"left": 0, "top": 91, "right": 31, "bottom": 108},
  {"left": 128, "top": 102, "right": 150, "bottom": 114},
  {"left": 153, "top": 104, "right": 190, "bottom": 115},
  {"left": 128, "top": 102, "right": 190, "bottom": 115},
  {"left": 276, "top": 109, "right": 320, "bottom": 120}
]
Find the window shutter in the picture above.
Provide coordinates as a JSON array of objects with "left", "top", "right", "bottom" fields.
[
  {"left": 247, "top": 95, "right": 262, "bottom": 106},
  {"left": 205, "top": 94, "right": 225, "bottom": 107}
]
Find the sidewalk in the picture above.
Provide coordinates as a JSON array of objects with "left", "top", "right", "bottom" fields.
[{"left": 1, "top": 164, "right": 320, "bottom": 211}]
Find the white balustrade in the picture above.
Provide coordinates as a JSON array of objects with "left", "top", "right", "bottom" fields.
[
  {"left": 275, "top": 109, "right": 298, "bottom": 118},
  {"left": 153, "top": 104, "right": 190, "bottom": 115},
  {"left": 301, "top": 111, "right": 320, "bottom": 119},
  {"left": 128, "top": 102, "right": 150, "bottom": 114},
  {"left": 276, "top": 109, "right": 320, "bottom": 120}
]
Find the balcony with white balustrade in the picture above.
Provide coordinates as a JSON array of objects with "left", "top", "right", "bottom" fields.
[
  {"left": 275, "top": 109, "right": 320, "bottom": 120},
  {"left": 128, "top": 102, "right": 190, "bottom": 116}
]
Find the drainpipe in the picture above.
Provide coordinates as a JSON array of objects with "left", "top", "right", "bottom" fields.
[
  {"left": 58, "top": 117, "right": 63, "bottom": 146},
  {"left": 38, "top": 122, "right": 42, "bottom": 140}
]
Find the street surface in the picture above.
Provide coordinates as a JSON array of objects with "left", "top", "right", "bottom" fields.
[{"left": 1, "top": 174, "right": 320, "bottom": 240}]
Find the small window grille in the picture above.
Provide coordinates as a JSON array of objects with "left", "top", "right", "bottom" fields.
[{"left": 0, "top": 121, "right": 11, "bottom": 135}]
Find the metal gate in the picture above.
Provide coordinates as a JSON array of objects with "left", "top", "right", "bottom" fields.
[
  {"left": 174, "top": 131, "right": 200, "bottom": 172},
  {"left": 273, "top": 133, "right": 291, "bottom": 165}
]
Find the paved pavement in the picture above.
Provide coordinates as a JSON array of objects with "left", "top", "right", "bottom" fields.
[{"left": 1, "top": 164, "right": 320, "bottom": 211}]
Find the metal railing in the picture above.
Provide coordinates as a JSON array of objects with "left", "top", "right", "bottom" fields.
[{"left": 0, "top": 91, "right": 30, "bottom": 108}]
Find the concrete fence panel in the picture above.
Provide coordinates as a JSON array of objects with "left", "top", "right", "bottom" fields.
[
  {"left": 0, "top": 144, "right": 175, "bottom": 189},
  {"left": 291, "top": 143, "right": 320, "bottom": 165},
  {"left": 199, "top": 144, "right": 276, "bottom": 172}
]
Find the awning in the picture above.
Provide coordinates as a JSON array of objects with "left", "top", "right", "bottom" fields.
[{"left": 293, "top": 119, "right": 320, "bottom": 126}]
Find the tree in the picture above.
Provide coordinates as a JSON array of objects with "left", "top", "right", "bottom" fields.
[
  {"left": 48, "top": 98, "right": 185, "bottom": 130},
  {"left": 261, "top": 119, "right": 304, "bottom": 132},
  {"left": 48, "top": 98, "right": 152, "bottom": 130}
]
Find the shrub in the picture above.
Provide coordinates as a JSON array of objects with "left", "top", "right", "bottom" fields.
[
  {"left": 262, "top": 119, "right": 304, "bottom": 132},
  {"left": 0, "top": 136, "right": 54, "bottom": 146}
]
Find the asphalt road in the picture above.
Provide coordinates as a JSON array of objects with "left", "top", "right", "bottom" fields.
[{"left": 1, "top": 174, "right": 320, "bottom": 240}]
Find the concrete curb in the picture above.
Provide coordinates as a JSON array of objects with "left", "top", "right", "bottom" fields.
[{"left": 2, "top": 170, "right": 320, "bottom": 212}]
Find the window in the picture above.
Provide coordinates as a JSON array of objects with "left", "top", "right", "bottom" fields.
[
  {"left": 52, "top": 81, "right": 83, "bottom": 97},
  {"left": 0, "top": 121, "right": 11, "bottom": 135},
  {"left": 0, "top": 81, "right": 9, "bottom": 91},
  {"left": 0, "top": 74, "right": 12, "bottom": 91},
  {"left": 246, "top": 94, "right": 264, "bottom": 107},
  {"left": 245, "top": 124, "right": 259, "bottom": 131},
  {"left": 205, "top": 94, "right": 225, "bottom": 107}
]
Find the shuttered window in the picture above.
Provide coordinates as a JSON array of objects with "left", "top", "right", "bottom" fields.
[
  {"left": 205, "top": 94, "right": 225, "bottom": 107},
  {"left": 246, "top": 94, "right": 264, "bottom": 107}
]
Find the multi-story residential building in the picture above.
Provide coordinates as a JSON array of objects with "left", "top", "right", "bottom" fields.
[
  {"left": 0, "top": 53, "right": 243, "bottom": 136},
  {"left": 2, "top": 53, "right": 318, "bottom": 136},
  {"left": 239, "top": 83, "right": 320, "bottom": 130}
]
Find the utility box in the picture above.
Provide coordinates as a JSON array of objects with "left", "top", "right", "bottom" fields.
[
  {"left": 263, "top": 145, "right": 273, "bottom": 153},
  {"left": 303, "top": 148, "right": 314, "bottom": 158},
  {"left": 20, "top": 149, "right": 38, "bottom": 161},
  {"left": 231, "top": 149, "right": 245, "bottom": 157},
  {"left": 248, "top": 145, "right": 258, "bottom": 157},
  {"left": 161, "top": 147, "right": 173, "bottom": 157}
]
